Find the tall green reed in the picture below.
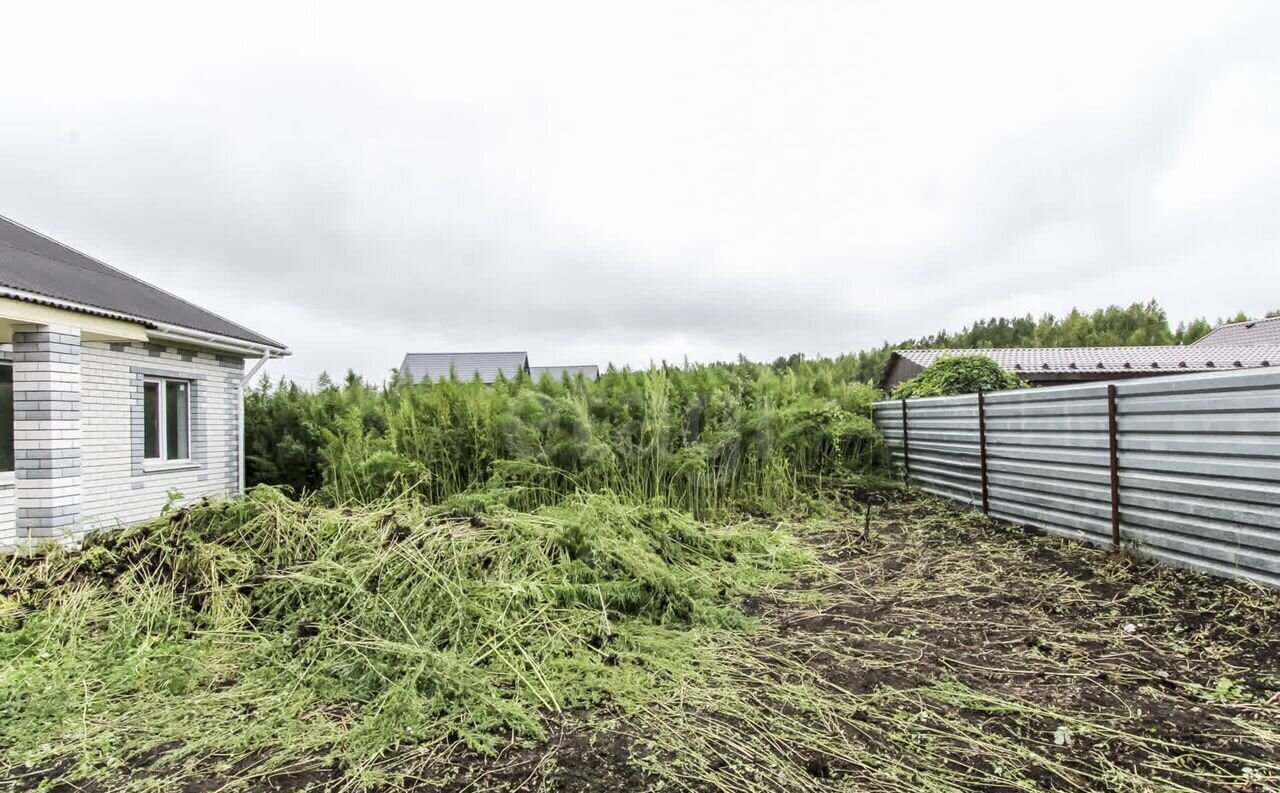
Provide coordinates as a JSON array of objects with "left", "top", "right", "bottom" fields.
[{"left": 246, "top": 360, "right": 885, "bottom": 514}]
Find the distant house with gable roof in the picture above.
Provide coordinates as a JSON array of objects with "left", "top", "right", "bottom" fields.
[{"left": 399, "top": 352, "right": 599, "bottom": 385}]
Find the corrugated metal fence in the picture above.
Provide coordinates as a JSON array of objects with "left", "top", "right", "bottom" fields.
[{"left": 872, "top": 368, "right": 1280, "bottom": 588}]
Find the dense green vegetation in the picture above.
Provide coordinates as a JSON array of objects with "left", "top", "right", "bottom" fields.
[
  {"left": 245, "top": 300, "right": 1269, "bottom": 508},
  {"left": 246, "top": 362, "right": 884, "bottom": 515},
  {"left": 891, "top": 355, "right": 1026, "bottom": 399}
]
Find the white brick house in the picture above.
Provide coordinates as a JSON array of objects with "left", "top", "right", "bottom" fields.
[{"left": 0, "top": 216, "right": 288, "bottom": 547}]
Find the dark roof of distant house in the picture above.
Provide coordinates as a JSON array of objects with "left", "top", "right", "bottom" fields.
[
  {"left": 881, "top": 346, "right": 1279, "bottom": 388},
  {"left": 0, "top": 215, "right": 285, "bottom": 350},
  {"left": 1193, "top": 316, "right": 1280, "bottom": 346},
  {"left": 529, "top": 365, "right": 600, "bottom": 381},
  {"left": 400, "top": 352, "right": 530, "bottom": 384}
]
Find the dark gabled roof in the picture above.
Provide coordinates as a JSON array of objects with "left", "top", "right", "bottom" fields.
[
  {"left": 1193, "top": 316, "right": 1280, "bottom": 346},
  {"left": 0, "top": 215, "right": 285, "bottom": 350},
  {"left": 400, "top": 352, "right": 530, "bottom": 384},
  {"left": 882, "top": 346, "right": 1279, "bottom": 388},
  {"left": 529, "top": 365, "right": 600, "bottom": 381}
]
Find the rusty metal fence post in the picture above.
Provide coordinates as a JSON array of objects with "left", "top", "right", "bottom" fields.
[
  {"left": 1107, "top": 384, "right": 1121, "bottom": 548},
  {"left": 977, "top": 390, "right": 990, "bottom": 514},
  {"left": 900, "top": 398, "right": 910, "bottom": 483}
]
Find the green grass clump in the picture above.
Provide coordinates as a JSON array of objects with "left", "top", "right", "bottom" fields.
[
  {"left": 0, "top": 485, "right": 811, "bottom": 789},
  {"left": 890, "top": 354, "right": 1026, "bottom": 398}
]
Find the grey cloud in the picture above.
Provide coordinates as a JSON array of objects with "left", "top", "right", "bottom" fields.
[
  {"left": 2, "top": 3, "right": 1279, "bottom": 382},
  {"left": 1, "top": 106, "right": 859, "bottom": 348}
]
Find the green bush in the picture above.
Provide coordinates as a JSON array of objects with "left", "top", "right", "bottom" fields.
[{"left": 891, "top": 355, "right": 1026, "bottom": 399}]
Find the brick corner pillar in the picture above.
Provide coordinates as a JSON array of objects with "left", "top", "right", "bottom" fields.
[{"left": 13, "top": 324, "right": 82, "bottom": 545}]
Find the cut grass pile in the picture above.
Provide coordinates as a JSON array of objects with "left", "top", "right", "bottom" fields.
[
  {"left": 3, "top": 489, "right": 1278, "bottom": 792},
  {"left": 0, "top": 485, "right": 812, "bottom": 790}
]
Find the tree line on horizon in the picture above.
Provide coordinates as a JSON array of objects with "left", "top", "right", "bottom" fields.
[{"left": 786, "top": 300, "right": 1278, "bottom": 384}]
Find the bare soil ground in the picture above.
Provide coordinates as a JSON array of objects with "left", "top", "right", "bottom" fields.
[{"left": 14, "top": 493, "right": 1280, "bottom": 792}]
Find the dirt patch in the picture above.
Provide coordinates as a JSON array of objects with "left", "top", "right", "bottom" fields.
[{"left": 735, "top": 495, "right": 1280, "bottom": 790}]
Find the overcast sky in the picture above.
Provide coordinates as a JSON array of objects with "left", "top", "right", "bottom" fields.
[{"left": 2, "top": 1, "right": 1278, "bottom": 384}]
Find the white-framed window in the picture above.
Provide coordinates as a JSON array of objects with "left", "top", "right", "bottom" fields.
[{"left": 143, "top": 378, "right": 190, "bottom": 461}]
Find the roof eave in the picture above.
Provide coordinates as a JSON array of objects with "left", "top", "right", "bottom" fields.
[
  {"left": 0, "top": 285, "right": 154, "bottom": 327},
  {"left": 150, "top": 323, "right": 291, "bottom": 358},
  {"left": 0, "top": 286, "right": 287, "bottom": 356}
]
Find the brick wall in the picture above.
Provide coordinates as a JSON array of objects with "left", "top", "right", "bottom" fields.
[
  {"left": 0, "top": 335, "right": 245, "bottom": 547},
  {"left": 79, "top": 340, "right": 243, "bottom": 531},
  {"left": 13, "top": 324, "right": 83, "bottom": 542}
]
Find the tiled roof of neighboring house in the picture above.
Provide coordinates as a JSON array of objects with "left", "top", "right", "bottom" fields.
[
  {"left": 1193, "top": 316, "right": 1280, "bottom": 346},
  {"left": 0, "top": 215, "right": 285, "bottom": 350},
  {"left": 400, "top": 352, "right": 530, "bottom": 384},
  {"left": 529, "top": 365, "right": 600, "bottom": 381},
  {"left": 884, "top": 346, "right": 1280, "bottom": 387}
]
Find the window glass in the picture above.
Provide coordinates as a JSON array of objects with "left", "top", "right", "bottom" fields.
[
  {"left": 144, "top": 381, "right": 161, "bottom": 459},
  {"left": 0, "top": 365, "right": 11, "bottom": 472},
  {"left": 166, "top": 381, "right": 189, "bottom": 460}
]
